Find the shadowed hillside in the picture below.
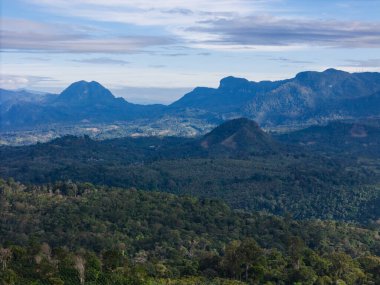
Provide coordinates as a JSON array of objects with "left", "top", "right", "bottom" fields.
[{"left": 1, "top": 119, "right": 379, "bottom": 223}]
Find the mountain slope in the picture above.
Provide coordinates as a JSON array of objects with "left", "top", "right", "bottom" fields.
[
  {"left": 277, "top": 120, "right": 380, "bottom": 156},
  {"left": 0, "top": 88, "right": 54, "bottom": 112},
  {"left": 169, "top": 69, "right": 380, "bottom": 125},
  {"left": 200, "top": 118, "right": 278, "bottom": 155},
  {"left": 2, "top": 179, "right": 379, "bottom": 284},
  {"left": 1, "top": 118, "right": 380, "bottom": 222},
  {"left": 0, "top": 88, "right": 52, "bottom": 103},
  {"left": 1, "top": 81, "right": 165, "bottom": 129},
  {"left": 55, "top": 80, "right": 116, "bottom": 105}
]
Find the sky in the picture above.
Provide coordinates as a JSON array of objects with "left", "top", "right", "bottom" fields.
[{"left": 1, "top": 0, "right": 380, "bottom": 104}]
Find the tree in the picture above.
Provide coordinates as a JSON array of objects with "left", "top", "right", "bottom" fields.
[
  {"left": 236, "top": 238, "right": 263, "bottom": 282},
  {"left": 0, "top": 248, "right": 12, "bottom": 270},
  {"left": 357, "top": 255, "right": 380, "bottom": 284},
  {"left": 329, "top": 252, "right": 365, "bottom": 285},
  {"left": 221, "top": 240, "right": 242, "bottom": 279},
  {"left": 287, "top": 237, "right": 305, "bottom": 270},
  {"left": 74, "top": 255, "right": 86, "bottom": 285}
]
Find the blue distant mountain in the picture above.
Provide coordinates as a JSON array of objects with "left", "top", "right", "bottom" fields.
[
  {"left": 169, "top": 68, "right": 380, "bottom": 125},
  {"left": 56, "top": 80, "right": 116, "bottom": 105},
  {"left": 1, "top": 69, "right": 380, "bottom": 131},
  {"left": 0, "top": 80, "right": 164, "bottom": 129},
  {"left": 0, "top": 88, "right": 54, "bottom": 109}
]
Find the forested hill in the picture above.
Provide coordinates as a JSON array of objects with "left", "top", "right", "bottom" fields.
[
  {"left": 1, "top": 119, "right": 380, "bottom": 223},
  {"left": 200, "top": 118, "right": 279, "bottom": 155},
  {"left": 277, "top": 120, "right": 380, "bottom": 156},
  {"left": 1, "top": 179, "right": 379, "bottom": 284}
]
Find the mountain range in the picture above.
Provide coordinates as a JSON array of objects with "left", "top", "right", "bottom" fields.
[
  {"left": 1, "top": 68, "right": 380, "bottom": 133},
  {"left": 171, "top": 69, "right": 380, "bottom": 125}
]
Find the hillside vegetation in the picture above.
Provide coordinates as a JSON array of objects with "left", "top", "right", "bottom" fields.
[
  {"left": 1, "top": 179, "right": 380, "bottom": 284},
  {"left": 1, "top": 119, "right": 380, "bottom": 223}
]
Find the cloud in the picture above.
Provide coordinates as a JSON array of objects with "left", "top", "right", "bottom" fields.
[
  {"left": 16, "top": 0, "right": 274, "bottom": 50},
  {"left": 149, "top": 64, "right": 167, "bottom": 68},
  {"left": 163, "top": 8, "right": 194, "bottom": 15},
  {"left": 22, "top": 57, "right": 51, "bottom": 61},
  {"left": 197, "top": 52, "right": 211, "bottom": 56},
  {"left": 343, "top": 59, "right": 380, "bottom": 67},
  {"left": 20, "top": 0, "right": 380, "bottom": 50},
  {"left": 268, "top": 57, "right": 314, "bottom": 64},
  {"left": 163, "top": 53, "right": 188, "bottom": 57},
  {"left": 72, "top": 57, "right": 130, "bottom": 65},
  {"left": 187, "top": 15, "right": 380, "bottom": 48},
  {"left": 25, "top": 0, "right": 258, "bottom": 27},
  {"left": 0, "top": 74, "right": 56, "bottom": 90},
  {"left": 1, "top": 18, "right": 174, "bottom": 53},
  {"left": 3, "top": 1, "right": 379, "bottom": 55}
]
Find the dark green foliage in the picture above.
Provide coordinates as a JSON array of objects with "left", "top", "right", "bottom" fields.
[
  {"left": 2, "top": 77, "right": 380, "bottom": 285},
  {"left": 1, "top": 133, "right": 379, "bottom": 222},
  {"left": 200, "top": 118, "right": 279, "bottom": 155},
  {"left": 0, "top": 179, "right": 379, "bottom": 284},
  {"left": 277, "top": 120, "right": 380, "bottom": 157}
]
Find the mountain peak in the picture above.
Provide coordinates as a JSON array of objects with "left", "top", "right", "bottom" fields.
[
  {"left": 219, "top": 76, "right": 251, "bottom": 89},
  {"left": 57, "top": 80, "right": 115, "bottom": 104},
  {"left": 323, "top": 68, "right": 348, "bottom": 74},
  {"left": 295, "top": 68, "right": 348, "bottom": 78},
  {"left": 201, "top": 118, "right": 278, "bottom": 155},
  {"left": 63, "top": 80, "right": 109, "bottom": 90},
  {"left": 294, "top": 68, "right": 351, "bottom": 86}
]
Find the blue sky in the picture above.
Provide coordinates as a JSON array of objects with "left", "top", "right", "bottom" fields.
[{"left": 1, "top": 0, "right": 380, "bottom": 104}]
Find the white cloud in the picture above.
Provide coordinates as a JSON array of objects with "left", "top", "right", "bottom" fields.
[
  {"left": 1, "top": 18, "right": 174, "bottom": 53},
  {"left": 19, "top": 0, "right": 271, "bottom": 46},
  {"left": 0, "top": 74, "right": 55, "bottom": 90},
  {"left": 188, "top": 15, "right": 380, "bottom": 49},
  {"left": 71, "top": 57, "right": 130, "bottom": 65},
  {"left": 27, "top": 0, "right": 258, "bottom": 19},
  {"left": 16, "top": 0, "right": 380, "bottom": 52}
]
